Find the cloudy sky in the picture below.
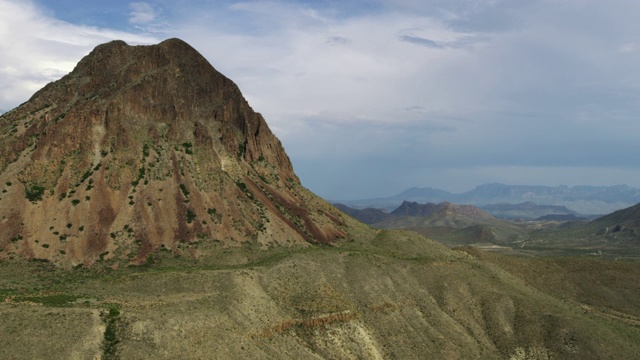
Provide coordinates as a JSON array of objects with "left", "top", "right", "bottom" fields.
[{"left": 1, "top": 0, "right": 640, "bottom": 200}]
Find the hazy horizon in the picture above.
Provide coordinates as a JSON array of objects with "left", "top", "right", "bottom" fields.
[
  {"left": 327, "top": 181, "right": 638, "bottom": 202},
  {"left": 2, "top": 0, "right": 640, "bottom": 200}
]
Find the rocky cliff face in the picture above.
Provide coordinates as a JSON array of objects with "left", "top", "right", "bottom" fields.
[{"left": 0, "top": 38, "right": 362, "bottom": 267}]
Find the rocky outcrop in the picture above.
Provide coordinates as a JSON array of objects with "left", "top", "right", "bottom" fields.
[
  {"left": 0, "top": 39, "right": 365, "bottom": 267},
  {"left": 391, "top": 201, "right": 492, "bottom": 219}
]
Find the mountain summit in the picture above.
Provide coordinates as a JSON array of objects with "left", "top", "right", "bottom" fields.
[{"left": 0, "top": 38, "right": 359, "bottom": 267}]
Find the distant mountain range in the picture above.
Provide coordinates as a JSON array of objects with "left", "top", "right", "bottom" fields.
[
  {"left": 337, "top": 198, "right": 640, "bottom": 258},
  {"left": 335, "top": 201, "right": 492, "bottom": 225},
  {"left": 480, "top": 202, "right": 580, "bottom": 219},
  {"left": 336, "top": 200, "right": 587, "bottom": 222},
  {"left": 335, "top": 183, "right": 640, "bottom": 215}
]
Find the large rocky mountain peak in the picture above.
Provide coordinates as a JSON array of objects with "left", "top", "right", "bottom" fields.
[{"left": 0, "top": 38, "right": 360, "bottom": 267}]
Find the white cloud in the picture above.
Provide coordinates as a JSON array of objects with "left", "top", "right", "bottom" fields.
[
  {"left": 619, "top": 42, "right": 640, "bottom": 53},
  {"left": 129, "top": 2, "right": 157, "bottom": 24},
  {"left": 3, "top": 0, "right": 640, "bottom": 197},
  {"left": 167, "top": 1, "right": 640, "bottom": 195},
  {"left": 179, "top": 8, "right": 485, "bottom": 135},
  {"left": 0, "top": 0, "right": 158, "bottom": 111}
]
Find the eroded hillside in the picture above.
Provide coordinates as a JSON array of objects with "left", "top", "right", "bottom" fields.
[{"left": 1, "top": 231, "right": 639, "bottom": 359}]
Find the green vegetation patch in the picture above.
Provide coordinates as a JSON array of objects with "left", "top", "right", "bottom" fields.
[
  {"left": 142, "top": 143, "right": 150, "bottom": 158},
  {"left": 101, "top": 305, "right": 121, "bottom": 360},
  {"left": 179, "top": 183, "right": 190, "bottom": 198},
  {"left": 182, "top": 142, "right": 193, "bottom": 155},
  {"left": 236, "top": 181, "right": 254, "bottom": 200},
  {"left": 25, "top": 184, "right": 46, "bottom": 202},
  {"left": 186, "top": 209, "right": 197, "bottom": 224},
  {"left": 0, "top": 288, "right": 15, "bottom": 302},
  {"left": 13, "top": 293, "right": 81, "bottom": 307}
]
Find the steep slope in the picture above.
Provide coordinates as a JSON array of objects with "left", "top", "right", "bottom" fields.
[
  {"left": 0, "top": 39, "right": 367, "bottom": 267},
  {"left": 589, "top": 202, "right": 640, "bottom": 232}
]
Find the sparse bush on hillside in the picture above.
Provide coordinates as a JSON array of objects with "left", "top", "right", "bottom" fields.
[
  {"left": 186, "top": 209, "right": 196, "bottom": 224},
  {"left": 179, "top": 183, "right": 190, "bottom": 197},
  {"left": 25, "top": 184, "right": 45, "bottom": 202},
  {"left": 142, "top": 143, "right": 150, "bottom": 157},
  {"left": 182, "top": 142, "right": 193, "bottom": 155},
  {"left": 237, "top": 142, "right": 246, "bottom": 158},
  {"left": 236, "top": 181, "right": 254, "bottom": 200}
]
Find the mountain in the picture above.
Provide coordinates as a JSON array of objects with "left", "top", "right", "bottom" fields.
[
  {"left": 518, "top": 202, "right": 640, "bottom": 258},
  {"left": 536, "top": 214, "right": 587, "bottom": 221},
  {"left": 338, "top": 183, "right": 640, "bottom": 215},
  {"left": 0, "top": 39, "right": 364, "bottom": 268},
  {"left": 590, "top": 202, "right": 640, "bottom": 231},
  {"left": 335, "top": 201, "right": 492, "bottom": 225},
  {"left": 338, "top": 200, "right": 528, "bottom": 247},
  {"left": 391, "top": 201, "right": 492, "bottom": 219},
  {"left": 480, "top": 201, "right": 577, "bottom": 219},
  {"left": 374, "top": 202, "right": 528, "bottom": 247},
  {"left": 332, "top": 203, "right": 393, "bottom": 224},
  {"left": 390, "top": 200, "right": 440, "bottom": 217}
]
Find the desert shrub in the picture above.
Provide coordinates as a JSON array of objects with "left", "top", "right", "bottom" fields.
[
  {"left": 182, "top": 142, "right": 193, "bottom": 154},
  {"left": 237, "top": 142, "right": 246, "bottom": 158},
  {"left": 142, "top": 144, "right": 150, "bottom": 157},
  {"left": 25, "top": 184, "right": 45, "bottom": 202},
  {"left": 102, "top": 305, "right": 120, "bottom": 359},
  {"left": 79, "top": 170, "right": 93, "bottom": 184},
  {"left": 179, "top": 183, "right": 190, "bottom": 197},
  {"left": 186, "top": 209, "right": 196, "bottom": 224}
]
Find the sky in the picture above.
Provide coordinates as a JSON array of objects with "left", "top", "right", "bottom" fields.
[{"left": 1, "top": 0, "right": 640, "bottom": 200}]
